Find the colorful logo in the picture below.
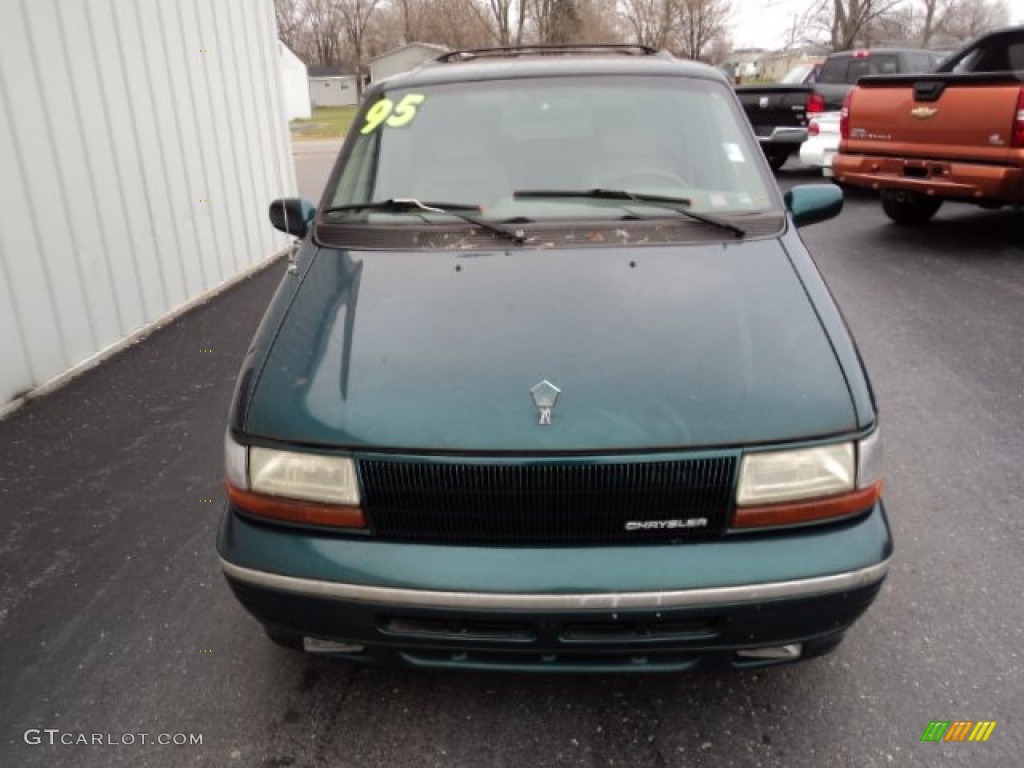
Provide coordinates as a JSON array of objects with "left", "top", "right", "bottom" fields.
[{"left": 920, "top": 721, "right": 997, "bottom": 742}]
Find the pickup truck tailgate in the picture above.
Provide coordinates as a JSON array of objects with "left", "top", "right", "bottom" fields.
[
  {"left": 845, "top": 78, "right": 1019, "bottom": 164},
  {"left": 735, "top": 85, "right": 808, "bottom": 138}
]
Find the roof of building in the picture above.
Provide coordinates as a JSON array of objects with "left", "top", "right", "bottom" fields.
[
  {"left": 369, "top": 42, "right": 450, "bottom": 64},
  {"left": 307, "top": 66, "right": 350, "bottom": 78}
]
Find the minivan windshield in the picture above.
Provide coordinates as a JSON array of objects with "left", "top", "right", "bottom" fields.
[{"left": 326, "top": 76, "right": 777, "bottom": 223}]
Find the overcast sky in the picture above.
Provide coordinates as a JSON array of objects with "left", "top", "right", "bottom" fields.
[{"left": 728, "top": 0, "right": 1024, "bottom": 50}]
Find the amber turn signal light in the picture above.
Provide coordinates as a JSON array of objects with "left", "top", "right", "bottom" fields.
[
  {"left": 226, "top": 483, "right": 366, "bottom": 529},
  {"left": 732, "top": 481, "right": 882, "bottom": 530}
]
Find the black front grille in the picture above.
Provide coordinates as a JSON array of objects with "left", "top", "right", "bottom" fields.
[{"left": 359, "top": 457, "right": 736, "bottom": 544}]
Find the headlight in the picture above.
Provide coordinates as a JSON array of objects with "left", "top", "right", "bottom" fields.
[
  {"left": 737, "top": 443, "right": 854, "bottom": 506},
  {"left": 249, "top": 447, "right": 360, "bottom": 505},
  {"left": 223, "top": 438, "right": 364, "bottom": 529},
  {"left": 734, "top": 431, "right": 882, "bottom": 530}
]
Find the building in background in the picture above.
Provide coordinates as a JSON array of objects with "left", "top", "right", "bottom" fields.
[
  {"left": 307, "top": 66, "right": 359, "bottom": 107},
  {"left": 279, "top": 41, "right": 312, "bottom": 120},
  {"left": 0, "top": 0, "right": 296, "bottom": 413},
  {"left": 369, "top": 42, "right": 449, "bottom": 82},
  {"left": 725, "top": 48, "right": 768, "bottom": 80},
  {"left": 759, "top": 47, "right": 829, "bottom": 81}
]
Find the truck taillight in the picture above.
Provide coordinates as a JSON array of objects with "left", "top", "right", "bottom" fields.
[
  {"left": 840, "top": 88, "right": 855, "bottom": 141},
  {"left": 807, "top": 92, "right": 825, "bottom": 114},
  {"left": 1012, "top": 88, "right": 1024, "bottom": 147}
]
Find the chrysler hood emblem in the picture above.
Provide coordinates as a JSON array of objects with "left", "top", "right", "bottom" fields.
[{"left": 529, "top": 380, "right": 561, "bottom": 425}]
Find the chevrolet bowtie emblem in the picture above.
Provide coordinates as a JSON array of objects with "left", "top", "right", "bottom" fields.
[
  {"left": 529, "top": 380, "right": 561, "bottom": 425},
  {"left": 910, "top": 107, "right": 938, "bottom": 119}
]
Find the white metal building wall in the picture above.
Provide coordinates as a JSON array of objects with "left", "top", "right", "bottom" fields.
[
  {"left": 279, "top": 42, "right": 312, "bottom": 120},
  {"left": 0, "top": 0, "right": 296, "bottom": 409}
]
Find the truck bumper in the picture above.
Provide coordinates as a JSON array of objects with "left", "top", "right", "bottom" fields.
[
  {"left": 833, "top": 154, "right": 1024, "bottom": 203},
  {"left": 218, "top": 502, "right": 893, "bottom": 672},
  {"left": 756, "top": 126, "right": 809, "bottom": 147}
]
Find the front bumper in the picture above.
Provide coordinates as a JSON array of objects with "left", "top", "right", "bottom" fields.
[
  {"left": 833, "top": 154, "right": 1024, "bottom": 202},
  {"left": 218, "top": 502, "right": 892, "bottom": 672}
]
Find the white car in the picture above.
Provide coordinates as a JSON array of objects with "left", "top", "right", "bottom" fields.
[{"left": 800, "top": 111, "right": 841, "bottom": 176}]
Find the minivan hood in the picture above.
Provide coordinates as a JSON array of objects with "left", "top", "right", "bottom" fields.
[{"left": 244, "top": 241, "right": 857, "bottom": 452}]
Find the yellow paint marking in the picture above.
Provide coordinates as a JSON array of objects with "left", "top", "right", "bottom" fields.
[
  {"left": 944, "top": 721, "right": 972, "bottom": 742},
  {"left": 969, "top": 721, "right": 997, "bottom": 742}
]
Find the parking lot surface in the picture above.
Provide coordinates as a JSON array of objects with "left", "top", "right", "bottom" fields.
[{"left": 0, "top": 159, "right": 1021, "bottom": 767}]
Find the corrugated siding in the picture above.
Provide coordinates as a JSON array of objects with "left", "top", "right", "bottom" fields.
[{"left": 0, "top": 0, "right": 296, "bottom": 406}]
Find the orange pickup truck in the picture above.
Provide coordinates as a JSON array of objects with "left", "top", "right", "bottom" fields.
[{"left": 833, "top": 26, "right": 1024, "bottom": 224}]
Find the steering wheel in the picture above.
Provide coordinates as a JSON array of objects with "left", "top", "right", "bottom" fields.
[{"left": 600, "top": 169, "right": 688, "bottom": 190}]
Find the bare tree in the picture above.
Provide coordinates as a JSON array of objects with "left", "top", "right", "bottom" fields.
[
  {"left": 704, "top": 29, "right": 733, "bottom": 64},
  {"left": 806, "top": 0, "right": 904, "bottom": 50},
  {"left": 275, "top": 0, "right": 305, "bottom": 53},
  {"left": 422, "top": 0, "right": 499, "bottom": 48},
  {"left": 940, "top": 0, "right": 1009, "bottom": 43},
  {"left": 866, "top": 0, "right": 1010, "bottom": 48},
  {"left": 394, "top": 0, "right": 425, "bottom": 42},
  {"left": 677, "top": 0, "right": 732, "bottom": 61},
  {"left": 337, "top": 0, "right": 384, "bottom": 94},
  {"left": 781, "top": 5, "right": 822, "bottom": 50},
  {"left": 531, "top": 0, "right": 586, "bottom": 43},
  {"left": 368, "top": 0, "right": 498, "bottom": 51},
  {"left": 917, "top": 0, "right": 948, "bottom": 46},
  {"left": 483, "top": 0, "right": 528, "bottom": 45},
  {"left": 619, "top": 0, "right": 677, "bottom": 49},
  {"left": 782, "top": 14, "right": 802, "bottom": 50},
  {"left": 299, "top": 0, "right": 345, "bottom": 65},
  {"left": 576, "top": 0, "right": 625, "bottom": 43}
]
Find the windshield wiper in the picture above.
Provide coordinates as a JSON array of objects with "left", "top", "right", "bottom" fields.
[
  {"left": 319, "top": 198, "right": 527, "bottom": 245},
  {"left": 514, "top": 188, "right": 746, "bottom": 238}
]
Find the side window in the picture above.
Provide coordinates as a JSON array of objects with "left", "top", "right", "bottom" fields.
[
  {"left": 965, "top": 44, "right": 1011, "bottom": 72},
  {"left": 818, "top": 58, "right": 847, "bottom": 84},
  {"left": 870, "top": 55, "right": 899, "bottom": 75},
  {"left": 1007, "top": 43, "right": 1024, "bottom": 70},
  {"left": 950, "top": 47, "right": 984, "bottom": 73},
  {"left": 908, "top": 53, "right": 931, "bottom": 73},
  {"left": 847, "top": 59, "right": 870, "bottom": 81}
]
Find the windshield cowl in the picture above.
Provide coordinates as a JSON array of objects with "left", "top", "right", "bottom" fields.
[{"left": 313, "top": 212, "right": 784, "bottom": 251}]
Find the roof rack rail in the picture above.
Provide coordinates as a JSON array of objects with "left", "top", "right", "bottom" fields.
[{"left": 436, "top": 44, "right": 660, "bottom": 63}]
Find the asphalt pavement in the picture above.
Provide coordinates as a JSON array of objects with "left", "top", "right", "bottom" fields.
[{"left": 0, "top": 154, "right": 1021, "bottom": 768}]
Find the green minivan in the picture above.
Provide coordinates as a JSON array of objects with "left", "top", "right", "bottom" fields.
[{"left": 218, "top": 46, "right": 891, "bottom": 672}]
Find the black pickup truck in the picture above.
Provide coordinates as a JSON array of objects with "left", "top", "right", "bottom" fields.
[
  {"left": 814, "top": 48, "right": 941, "bottom": 109},
  {"left": 737, "top": 50, "right": 940, "bottom": 171},
  {"left": 736, "top": 78, "right": 816, "bottom": 171}
]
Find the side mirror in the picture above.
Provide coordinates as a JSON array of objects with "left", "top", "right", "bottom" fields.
[
  {"left": 269, "top": 198, "right": 316, "bottom": 238},
  {"left": 784, "top": 184, "right": 843, "bottom": 227}
]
